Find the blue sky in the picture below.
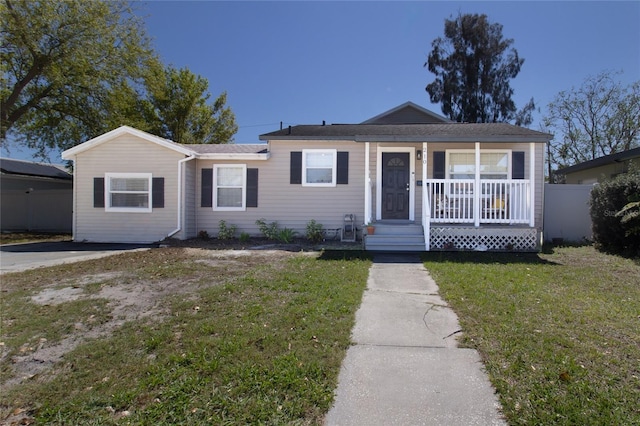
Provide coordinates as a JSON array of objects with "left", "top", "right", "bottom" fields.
[{"left": 5, "top": 1, "right": 640, "bottom": 161}]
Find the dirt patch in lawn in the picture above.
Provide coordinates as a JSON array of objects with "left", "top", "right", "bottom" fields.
[{"left": 2, "top": 247, "right": 319, "bottom": 391}]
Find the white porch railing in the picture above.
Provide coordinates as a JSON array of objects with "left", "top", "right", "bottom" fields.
[{"left": 425, "top": 179, "right": 532, "bottom": 225}]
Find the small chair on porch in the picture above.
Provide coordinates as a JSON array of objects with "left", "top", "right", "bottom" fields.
[
  {"left": 484, "top": 196, "right": 507, "bottom": 219},
  {"left": 433, "top": 194, "right": 459, "bottom": 219}
]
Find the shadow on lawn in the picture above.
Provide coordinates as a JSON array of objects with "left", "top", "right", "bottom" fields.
[
  {"left": 317, "top": 249, "right": 558, "bottom": 265},
  {"left": 421, "top": 250, "right": 559, "bottom": 265},
  {"left": 317, "top": 250, "right": 372, "bottom": 261}
]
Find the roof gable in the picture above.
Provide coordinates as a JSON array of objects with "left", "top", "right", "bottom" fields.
[
  {"left": 61, "top": 126, "right": 270, "bottom": 161},
  {"left": 361, "top": 102, "right": 450, "bottom": 124},
  {"left": 61, "top": 126, "right": 195, "bottom": 159}
]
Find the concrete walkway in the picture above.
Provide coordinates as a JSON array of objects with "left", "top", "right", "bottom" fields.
[
  {"left": 0, "top": 242, "right": 155, "bottom": 274},
  {"left": 325, "top": 253, "right": 506, "bottom": 426}
]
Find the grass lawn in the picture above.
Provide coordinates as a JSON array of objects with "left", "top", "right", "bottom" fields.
[
  {"left": 423, "top": 246, "right": 640, "bottom": 425},
  {"left": 0, "top": 248, "right": 371, "bottom": 425}
]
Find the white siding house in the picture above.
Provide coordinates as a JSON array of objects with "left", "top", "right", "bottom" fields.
[{"left": 62, "top": 102, "right": 552, "bottom": 251}]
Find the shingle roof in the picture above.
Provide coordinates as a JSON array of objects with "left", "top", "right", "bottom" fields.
[
  {"left": 0, "top": 158, "right": 72, "bottom": 180},
  {"left": 260, "top": 122, "right": 552, "bottom": 143},
  {"left": 183, "top": 144, "right": 268, "bottom": 154},
  {"left": 555, "top": 147, "right": 640, "bottom": 175}
]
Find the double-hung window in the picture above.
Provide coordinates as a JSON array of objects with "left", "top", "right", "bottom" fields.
[
  {"left": 105, "top": 173, "right": 152, "bottom": 212},
  {"left": 479, "top": 152, "right": 509, "bottom": 179},
  {"left": 214, "top": 164, "right": 246, "bottom": 210},
  {"left": 447, "top": 151, "right": 510, "bottom": 180},
  {"left": 302, "top": 149, "right": 336, "bottom": 187}
]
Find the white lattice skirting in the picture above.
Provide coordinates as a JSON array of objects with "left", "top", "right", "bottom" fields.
[{"left": 430, "top": 227, "right": 540, "bottom": 251}]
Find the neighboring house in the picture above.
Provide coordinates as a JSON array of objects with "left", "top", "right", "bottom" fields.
[
  {"left": 555, "top": 147, "right": 640, "bottom": 184},
  {"left": 61, "top": 102, "right": 552, "bottom": 251},
  {"left": 546, "top": 147, "right": 640, "bottom": 243},
  {"left": 0, "top": 157, "right": 73, "bottom": 232}
]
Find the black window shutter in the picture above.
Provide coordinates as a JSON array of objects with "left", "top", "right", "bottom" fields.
[
  {"left": 93, "top": 177, "right": 105, "bottom": 208},
  {"left": 512, "top": 152, "right": 525, "bottom": 179},
  {"left": 337, "top": 151, "right": 349, "bottom": 184},
  {"left": 290, "top": 152, "right": 302, "bottom": 184},
  {"left": 246, "top": 168, "right": 258, "bottom": 208},
  {"left": 201, "top": 168, "right": 213, "bottom": 207},
  {"left": 433, "top": 152, "right": 445, "bottom": 179},
  {"left": 152, "top": 177, "right": 164, "bottom": 208}
]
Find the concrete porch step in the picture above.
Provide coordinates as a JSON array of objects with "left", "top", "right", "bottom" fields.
[
  {"left": 365, "top": 224, "right": 425, "bottom": 251},
  {"left": 369, "top": 223, "right": 423, "bottom": 235}
]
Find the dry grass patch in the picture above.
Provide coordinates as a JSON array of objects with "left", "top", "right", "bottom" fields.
[{"left": 1, "top": 247, "right": 371, "bottom": 425}]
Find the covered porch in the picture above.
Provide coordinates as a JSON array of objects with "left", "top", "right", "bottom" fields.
[{"left": 362, "top": 141, "right": 540, "bottom": 251}]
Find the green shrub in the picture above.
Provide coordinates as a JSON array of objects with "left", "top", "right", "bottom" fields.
[
  {"left": 305, "top": 220, "right": 324, "bottom": 244},
  {"left": 590, "top": 169, "right": 640, "bottom": 256},
  {"left": 239, "top": 232, "right": 251, "bottom": 243},
  {"left": 255, "top": 218, "right": 279, "bottom": 240},
  {"left": 217, "top": 220, "right": 237, "bottom": 240},
  {"left": 277, "top": 228, "right": 297, "bottom": 244}
]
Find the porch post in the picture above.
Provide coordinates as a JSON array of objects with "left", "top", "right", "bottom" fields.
[
  {"left": 364, "top": 142, "right": 372, "bottom": 225},
  {"left": 474, "top": 142, "right": 481, "bottom": 227},
  {"left": 529, "top": 142, "right": 535, "bottom": 227},
  {"left": 423, "top": 142, "right": 430, "bottom": 250}
]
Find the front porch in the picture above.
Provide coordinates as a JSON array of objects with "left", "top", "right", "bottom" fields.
[{"left": 362, "top": 141, "right": 541, "bottom": 252}]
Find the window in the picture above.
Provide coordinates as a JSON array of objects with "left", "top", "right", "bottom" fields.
[
  {"left": 302, "top": 149, "right": 336, "bottom": 186},
  {"left": 105, "top": 173, "right": 152, "bottom": 212},
  {"left": 480, "top": 152, "right": 509, "bottom": 179},
  {"left": 448, "top": 152, "right": 475, "bottom": 179},
  {"left": 214, "top": 164, "right": 246, "bottom": 210},
  {"left": 447, "top": 151, "right": 510, "bottom": 179}
]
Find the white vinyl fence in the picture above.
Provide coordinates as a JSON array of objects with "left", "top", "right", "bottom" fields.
[{"left": 544, "top": 184, "right": 593, "bottom": 243}]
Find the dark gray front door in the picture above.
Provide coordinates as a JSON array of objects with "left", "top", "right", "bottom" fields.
[{"left": 382, "top": 152, "right": 410, "bottom": 220}]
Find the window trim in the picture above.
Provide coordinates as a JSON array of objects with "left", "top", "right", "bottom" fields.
[
  {"left": 105, "top": 172, "right": 153, "bottom": 213},
  {"left": 302, "top": 149, "right": 337, "bottom": 187},
  {"left": 213, "top": 164, "right": 247, "bottom": 211},
  {"left": 445, "top": 149, "right": 511, "bottom": 180}
]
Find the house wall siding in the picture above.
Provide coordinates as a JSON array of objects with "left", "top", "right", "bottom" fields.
[
  {"left": 195, "top": 140, "right": 365, "bottom": 237},
  {"left": 73, "top": 134, "right": 184, "bottom": 243},
  {"left": 563, "top": 161, "right": 633, "bottom": 184}
]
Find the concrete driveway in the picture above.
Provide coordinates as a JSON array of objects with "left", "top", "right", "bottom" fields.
[{"left": 0, "top": 241, "right": 157, "bottom": 274}]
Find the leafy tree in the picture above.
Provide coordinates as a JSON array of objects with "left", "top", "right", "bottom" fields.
[
  {"left": 1, "top": 0, "right": 154, "bottom": 157},
  {"left": 142, "top": 63, "right": 237, "bottom": 144},
  {"left": 543, "top": 71, "right": 640, "bottom": 174},
  {"left": 425, "top": 12, "right": 535, "bottom": 126}
]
